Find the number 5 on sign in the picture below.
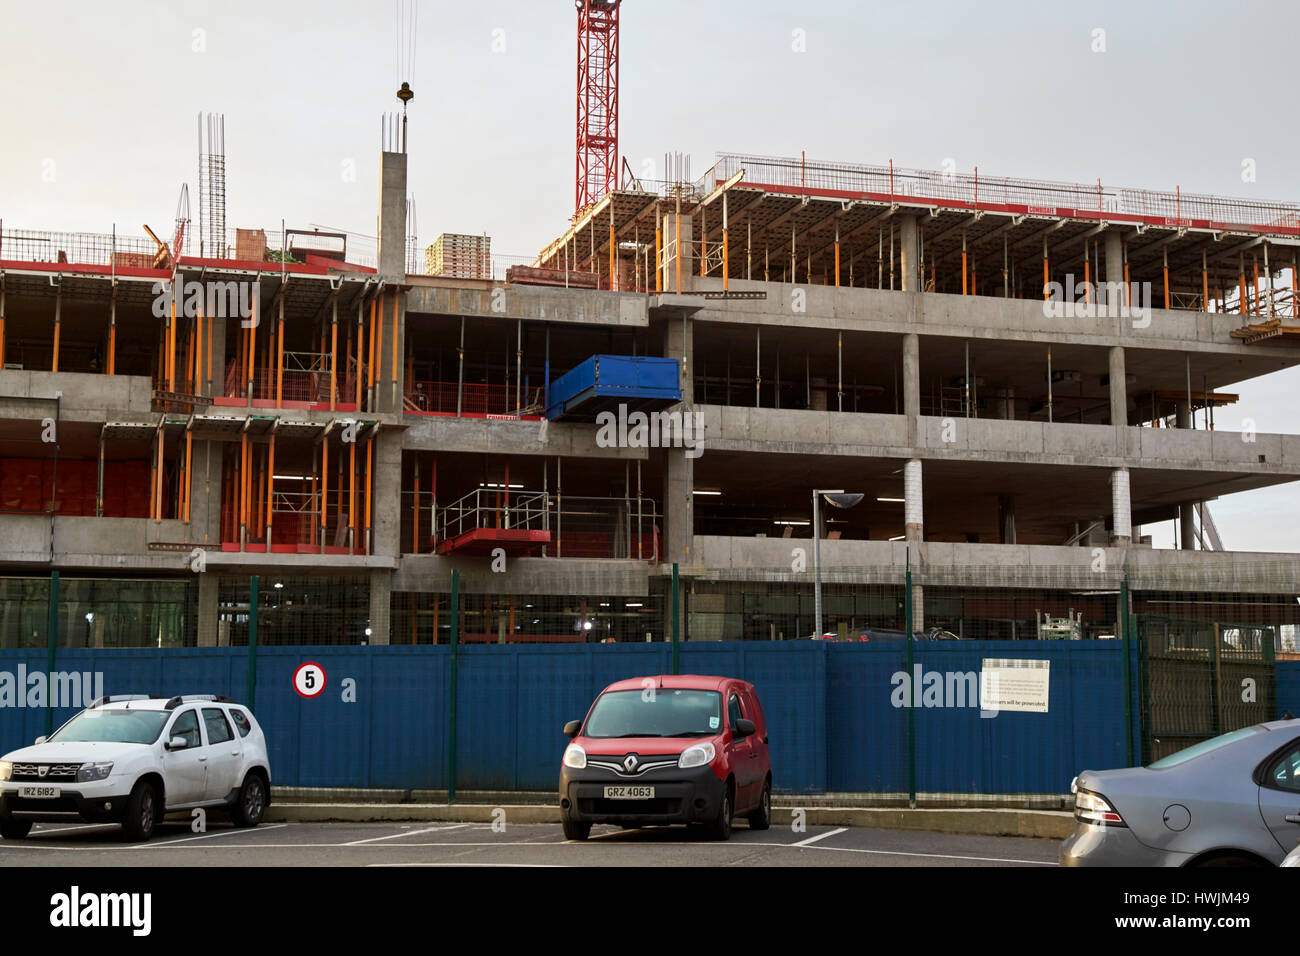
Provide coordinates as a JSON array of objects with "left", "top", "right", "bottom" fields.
[{"left": 293, "top": 662, "right": 327, "bottom": 699}]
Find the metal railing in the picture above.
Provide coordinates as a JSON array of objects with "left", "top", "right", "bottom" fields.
[
  {"left": 709, "top": 152, "right": 1300, "bottom": 231},
  {"left": 434, "top": 487, "right": 551, "bottom": 546},
  {"left": 0, "top": 226, "right": 161, "bottom": 268}
]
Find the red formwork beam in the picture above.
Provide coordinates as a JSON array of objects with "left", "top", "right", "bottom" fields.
[{"left": 575, "top": 0, "right": 621, "bottom": 215}]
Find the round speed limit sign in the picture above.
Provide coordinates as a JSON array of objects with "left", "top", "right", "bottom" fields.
[{"left": 293, "top": 662, "right": 327, "bottom": 699}]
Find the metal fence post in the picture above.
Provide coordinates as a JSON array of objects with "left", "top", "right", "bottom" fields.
[
  {"left": 246, "top": 575, "right": 259, "bottom": 706},
  {"left": 671, "top": 562, "right": 680, "bottom": 675},
  {"left": 45, "top": 570, "right": 59, "bottom": 736},
  {"left": 448, "top": 568, "right": 459, "bottom": 804},
  {"left": 904, "top": 551, "right": 916, "bottom": 808}
]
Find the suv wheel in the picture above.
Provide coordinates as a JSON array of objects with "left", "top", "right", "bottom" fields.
[
  {"left": 232, "top": 773, "right": 267, "bottom": 828},
  {"left": 0, "top": 818, "right": 32, "bottom": 840},
  {"left": 704, "top": 788, "right": 733, "bottom": 841},
  {"left": 562, "top": 818, "right": 591, "bottom": 841},
  {"left": 121, "top": 780, "right": 159, "bottom": 842},
  {"left": 747, "top": 780, "right": 771, "bottom": 831}
]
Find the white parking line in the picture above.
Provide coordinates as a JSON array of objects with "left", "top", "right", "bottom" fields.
[
  {"left": 137, "top": 824, "right": 288, "bottom": 848},
  {"left": 343, "top": 824, "right": 469, "bottom": 846},
  {"left": 31, "top": 824, "right": 121, "bottom": 836},
  {"left": 792, "top": 827, "right": 847, "bottom": 847},
  {"left": 754, "top": 840, "right": 1056, "bottom": 865}
]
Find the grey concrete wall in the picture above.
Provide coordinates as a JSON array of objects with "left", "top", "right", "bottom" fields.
[
  {"left": 697, "top": 404, "right": 1300, "bottom": 477},
  {"left": 402, "top": 415, "right": 648, "bottom": 459},
  {"left": 391, "top": 555, "right": 652, "bottom": 595},
  {"left": 0, "top": 370, "right": 154, "bottom": 421},
  {"left": 675, "top": 278, "right": 1300, "bottom": 361},
  {"left": 405, "top": 284, "right": 648, "bottom": 328},
  {"left": 689, "top": 534, "right": 1300, "bottom": 594}
]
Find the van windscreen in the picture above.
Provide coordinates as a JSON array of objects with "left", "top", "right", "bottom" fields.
[{"left": 583, "top": 689, "right": 722, "bottom": 739}]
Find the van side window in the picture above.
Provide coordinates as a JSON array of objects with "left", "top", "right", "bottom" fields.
[{"left": 728, "top": 694, "right": 744, "bottom": 731}]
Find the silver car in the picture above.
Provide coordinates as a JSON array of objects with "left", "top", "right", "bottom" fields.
[{"left": 1060, "top": 718, "right": 1300, "bottom": 867}]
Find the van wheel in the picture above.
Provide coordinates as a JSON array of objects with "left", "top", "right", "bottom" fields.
[
  {"left": 747, "top": 781, "right": 771, "bottom": 831},
  {"left": 232, "top": 773, "right": 266, "bottom": 828},
  {"left": 562, "top": 819, "right": 591, "bottom": 841},
  {"left": 0, "top": 818, "right": 31, "bottom": 840},
  {"left": 120, "top": 781, "right": 159, "bottom": 842},
  {"left": 704, "top": 788, "right": 733, "bottom": 841}
]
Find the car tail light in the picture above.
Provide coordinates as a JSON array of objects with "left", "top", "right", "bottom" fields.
[{"left": 1074, "top": 788, "right": 1126, "bottom": 827}]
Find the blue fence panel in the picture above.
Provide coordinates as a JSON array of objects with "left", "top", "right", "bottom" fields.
[
  {"left": 826, "top": 643, "right": 911, "bottom": 794},
  {"left": 1279, "top": 660, "right": 1300, "bottom": 718}
]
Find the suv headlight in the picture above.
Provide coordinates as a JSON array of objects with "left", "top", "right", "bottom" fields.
[
  {"left": 76, "top": 761, "right": 113, "bottom": 783},
  {"left": 0, "top": 761, "right": 11, "bottom": 782},
  {"left": 562, "top": 744, "right": 586, "bottom": 770},
  {"left": 678, "top": 742, "right": 716, "bottom": 769}
]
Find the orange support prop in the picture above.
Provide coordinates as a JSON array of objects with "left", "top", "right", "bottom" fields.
[
  {"left": 364, "top": 433, "right": 373, "bottom": 555},
  {"left": 349, "top": 439, "right": 357, "bottom": 554},
  {"left": 52, "top": 291, "right": 62, "bottom": 373},
  {"left": 321, "top": 436, "right": 330, "bottom": 546}
]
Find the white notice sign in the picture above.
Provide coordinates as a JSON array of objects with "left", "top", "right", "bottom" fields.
[{"left": 980, "top": 658, "right": 1050, "bottom": 714}]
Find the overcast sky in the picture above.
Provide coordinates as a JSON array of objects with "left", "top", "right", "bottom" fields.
[{"left": 1, "top": 0, "right": 1297, "bottom": 550}]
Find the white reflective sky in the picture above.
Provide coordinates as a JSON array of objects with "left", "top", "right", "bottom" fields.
[{"left": 1, "top": 0, "right": 1297, "bottom": 550}]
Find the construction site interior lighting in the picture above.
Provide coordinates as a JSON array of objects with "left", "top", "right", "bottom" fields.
[
  {"left": 479, "top": 482, "right": 524, "bottom": 489},
  {"left": 889, "top": 535, "right": 906, "bottom": 541},
  {"left": 877, "top": 497, "right": 905, "bottom": 503},
  {"left": 626, "top": 602, "right": 643, "bottom": 608},
  {"left": 692, "top": 489, "right": 722, "bottom": 496},
  {"left": 273, "top": 474, "right": 312, "bottom": 481},
  {"left": 774, "top": 520, "right": 810, "bottom": 526}
]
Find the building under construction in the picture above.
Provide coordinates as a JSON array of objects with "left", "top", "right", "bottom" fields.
[{"left": 2, "top": 133, "right": 1300, "bottom": 654}]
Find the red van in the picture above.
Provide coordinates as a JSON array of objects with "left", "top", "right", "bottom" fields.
[{"left": 558, "top": 675, "right": 772, "bottom": 841}]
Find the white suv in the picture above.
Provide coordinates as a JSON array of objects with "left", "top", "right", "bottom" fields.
[{"left": 0, "top": 695, "right": 272, "bottom": 842}]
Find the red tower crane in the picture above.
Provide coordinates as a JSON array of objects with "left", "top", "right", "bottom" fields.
[{"left": 574, "top": 0, "right": 621, "bottom": 215}]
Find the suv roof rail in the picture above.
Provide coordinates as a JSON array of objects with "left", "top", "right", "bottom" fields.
[
  {"left": 163, "top": 694, "right": 236, "bottom": 710},
  {"left": 89, "top": 695, "right": 167, "bottom": 709}
]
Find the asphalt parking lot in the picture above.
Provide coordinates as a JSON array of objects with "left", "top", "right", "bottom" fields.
[{"left": 0, "top": 818, "right": 1060, "bottom": 866}]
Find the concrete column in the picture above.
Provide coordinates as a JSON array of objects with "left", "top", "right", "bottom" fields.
[
  {"left": 371, "top": 428, "right": 402, "bottom": 558},
  {"left": 902, "top": 333, "right": 920, "bottom": 417},
  {"left": 899, "top": 215, "right": 919, "bottom": 292},
  {"left": 1110, "top": 467, "right": 1131, "bottom": 546},
  {"left": 377, "top": 151, "right": 408, "bottom": 279},
  {"left": 367, "top": 569, "right": 391, "bottom": 645},
  {"left": 994, "top": 387, "right": 1015, "bottom": 420},
  {"left": 205, "top": 313, "right": 227, "bottom": 397},
  {"left": 1179, "top": 504, "right": 1197, "bottom": 550},
  {"left": 1108, "top": 345, "right": 1127, "bottom": 426},
  {"left": 189, "top": 440, "right": 223, "bottom": 547},
  {"left": 1105, "top": 230, "right": 1124, "bottom": 304},
  {"left": 902, "top": 456, "right": 926, "bottom": 629},
  {"left": 197, "top": 572, "right": 218, "bottom": 646},
  {"left": 904, "top": 459, "right": 923, "bottom": 542},
  {"left": 1175, "top": 401, "right": 1191, "bottom": 429},
  {"left": 998, "top": 494, "right": 1016, "bottom": 544},
  {"left": 903, "top": 333, "right": 920, "bottom": 446}
]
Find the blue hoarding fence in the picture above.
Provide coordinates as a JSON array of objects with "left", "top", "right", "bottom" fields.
[{"left": 0, "top": 639, "right": 1210, "bottom": 800}]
